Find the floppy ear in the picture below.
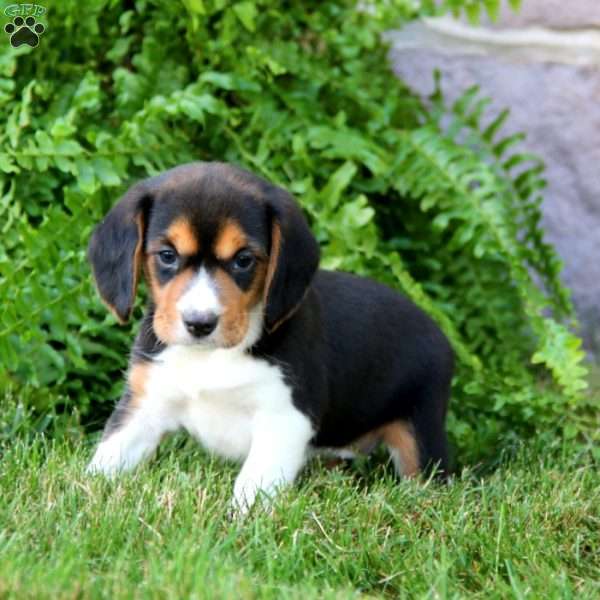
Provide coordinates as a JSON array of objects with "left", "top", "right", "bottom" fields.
[
  {"left": 88, "top": 182, "right": 152, "bottom": 323},
  {"left": 263, "top": 187, "right": 320, "bottom": 333}
]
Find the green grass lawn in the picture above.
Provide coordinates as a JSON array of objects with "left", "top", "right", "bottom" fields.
[{"left": 0, "top": 433, "right": 598, "bottom": 599}]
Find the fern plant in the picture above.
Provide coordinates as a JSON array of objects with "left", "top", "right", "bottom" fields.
[{"left": 0, "top": 0, "right": 594, "bottom": 460}]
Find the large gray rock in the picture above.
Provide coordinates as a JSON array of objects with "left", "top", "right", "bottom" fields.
[
  {"left": 485, "top": 0, "right": 600, "bottom": 29},
  {"left": 387, "top": 6, "right": 600, "bottom": 355}
]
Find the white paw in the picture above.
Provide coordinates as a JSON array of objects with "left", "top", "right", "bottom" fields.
[
  {"left": 232, "top": 473, "right": 285, "bottom": 519},
  {"left": 229, "top": 489, "right": 273, "bottom": 520},
  {"left": 231, "top": 482, "right": 257, "bottom": 517},
  {"left": 86, "top": 440, "right": 126, "bottom": 477},
  {"left": 228, "top": 498, "right": 250, "bottom": 521}
]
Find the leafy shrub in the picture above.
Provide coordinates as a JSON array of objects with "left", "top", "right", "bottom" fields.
[{"left": 0, "top": 0, "right": 594, "bottom": 461}]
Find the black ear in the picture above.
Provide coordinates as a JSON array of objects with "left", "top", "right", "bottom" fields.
[
  {"left": 263, "top": 187, "right": 320, "bottom": 333},
  {"left": 88, "top": 182, "right": 152, "bottom": 323}
]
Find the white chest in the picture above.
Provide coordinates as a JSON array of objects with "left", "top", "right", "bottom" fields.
[{"left": 145, "top": 345, "right": 293, "bottom": 461}]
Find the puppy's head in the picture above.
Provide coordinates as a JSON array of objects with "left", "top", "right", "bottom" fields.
[{"left": 88, "top": 163, "right": 320, "bottom": 349}]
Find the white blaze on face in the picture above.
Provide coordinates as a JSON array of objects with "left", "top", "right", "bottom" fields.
[{"left": 176, "top": 267, "right": 222, "bottom": 318}]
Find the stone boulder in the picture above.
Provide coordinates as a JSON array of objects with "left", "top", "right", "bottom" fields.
[{"left": 387, "top": 0, "right": 600, "bottom": 355}]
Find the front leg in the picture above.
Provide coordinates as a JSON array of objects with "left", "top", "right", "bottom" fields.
[
  {"left": 233, "top": 410, "right": 314, "bottom": 515},
  {"left": 87, "top": 388, "right": 177, "bottom": 476}
]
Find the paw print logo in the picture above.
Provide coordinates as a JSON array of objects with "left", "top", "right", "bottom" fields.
[{"left": 4, "top": 16, "right": 45, "bottom": 48}]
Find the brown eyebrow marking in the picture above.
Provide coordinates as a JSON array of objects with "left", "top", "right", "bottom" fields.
[
  {"left": 214, "top": 220, "right": 248, "bottom": 261},
  {"left": 165, "top": 218, "right": 199, "bottom": 255}
]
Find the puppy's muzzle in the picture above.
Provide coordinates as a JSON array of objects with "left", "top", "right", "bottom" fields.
[{"left": 183, "top": 310, "right": 219, "bottom": 338}]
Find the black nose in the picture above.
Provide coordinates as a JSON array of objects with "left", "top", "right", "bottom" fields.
[{"left": 183, "top": 311, "right": 219, "bottom": 338}]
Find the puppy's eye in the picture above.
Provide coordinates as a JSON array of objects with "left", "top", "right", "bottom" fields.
[
  {"left": 158, "top": 248, "right": 178, "bottom": 267},
  {"left": 232, "top": 250, "right": 255, "bottom": 271}
]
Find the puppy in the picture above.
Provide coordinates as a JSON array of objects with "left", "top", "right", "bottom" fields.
[{"left": 87, "top": 162, "right": 453, "bottom": 513}]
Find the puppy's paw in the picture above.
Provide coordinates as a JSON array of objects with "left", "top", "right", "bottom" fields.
[
  {"left": 227, "top": 501, "right": 248, "bottom": 522},
  {"left": 228, "top": 490, "right": 255, "bottom": 521},
  {"left": 229, "top": 488, "right": 277, "bottom": 522},
  {"left": 86, "top": 441, "right": 125, "bottom": 477}
]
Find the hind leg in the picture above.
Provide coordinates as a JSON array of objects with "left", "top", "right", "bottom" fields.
[
  {"left": 413, "top": 379, "right": 451, "bottom": 477},
  {"left": 381, "top": 420, "right": 421, "bottom": 477},
  {"left": 383, "top": 381, "right": 451, "bottom": 478},
  {"left": 417, "top": 379, "right": 451, "bottom": 476}
]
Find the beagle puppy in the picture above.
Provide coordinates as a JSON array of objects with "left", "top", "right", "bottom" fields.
[{"left": 87, "top": 162, "right": 453, "bottom": 513}]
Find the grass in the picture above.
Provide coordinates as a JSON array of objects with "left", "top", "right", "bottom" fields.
[{"left": 0, "top": 431, "right": 599, "bottom": 599}]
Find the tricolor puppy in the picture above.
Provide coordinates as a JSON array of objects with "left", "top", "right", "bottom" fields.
[{"left": 87, "top": 162, "right": 453, "bottom": 513}]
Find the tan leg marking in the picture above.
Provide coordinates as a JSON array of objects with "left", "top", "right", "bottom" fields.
[
  {"left": 350, "top": 430, "right": 382, "bottom": 454},
  {"left": 381, "top": 420, "right": 420, "bottom": 477}
]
